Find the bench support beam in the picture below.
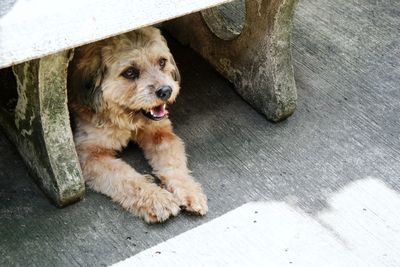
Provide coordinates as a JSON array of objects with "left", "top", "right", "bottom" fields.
[
  {"left": 166, "top": 0, "right": 298, "bottom": 121},
  {"left": 0, "top": 51, "right": 85, "bottom": 206}
]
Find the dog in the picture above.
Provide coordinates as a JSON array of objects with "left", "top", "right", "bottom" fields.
[{"left": 68, "top": 27, "right": 208, "bottom": 223}]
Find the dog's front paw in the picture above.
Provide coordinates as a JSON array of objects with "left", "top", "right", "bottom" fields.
[
  {"left": 126, "top": 181, "right": 180, "bottom": 223},
  {"left": 164, "top": 177, "right": 208, "bottom": 216}
]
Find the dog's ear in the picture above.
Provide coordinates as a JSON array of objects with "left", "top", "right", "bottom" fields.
[
  {"left": 169, "top": 55, "right": 181, "bottom": 84},
  {"left": 158, "top": 33, "right": 181, "bottom": 84},
  {"left": 70, "top": 45, "right": 106, "bottom": 113},
  {"left": 82, "top": 63, "right": 106, "bottom": 112}
]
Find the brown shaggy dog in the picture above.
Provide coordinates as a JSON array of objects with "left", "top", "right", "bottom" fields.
[{"left": 68, "top": 27, "right": 208, "bottom": 223}]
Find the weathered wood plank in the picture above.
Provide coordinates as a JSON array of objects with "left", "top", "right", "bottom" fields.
[{"left": 0, "top": 0, "right": 231, "bottom": 68}]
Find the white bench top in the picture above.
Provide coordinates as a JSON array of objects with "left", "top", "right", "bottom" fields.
[{"left": 0, "top": 0, "right": 230, "bottom": 68}]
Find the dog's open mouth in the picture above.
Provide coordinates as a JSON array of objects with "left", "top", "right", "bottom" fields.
[{"left": 141, "top": 104, "right": 167, "bottom": 121}]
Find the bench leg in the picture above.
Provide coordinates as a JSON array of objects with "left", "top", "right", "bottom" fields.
[
  {"left": 166, "top": 0, "right": 298, "bottom": 122},
  {"left": 0, "top": 50, "right": 85, "bottom": 206}
]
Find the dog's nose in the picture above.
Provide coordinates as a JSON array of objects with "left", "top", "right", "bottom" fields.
[{"left": 156, "top": 85, "right": 172, "bottom": 101}]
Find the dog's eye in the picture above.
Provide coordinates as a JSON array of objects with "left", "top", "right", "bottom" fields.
[
  {"left": 159, "top": 58, "right": 167, "bottom": 69},
  {"left": 122, "top": 67, "right": 140, "bottom": 80}
]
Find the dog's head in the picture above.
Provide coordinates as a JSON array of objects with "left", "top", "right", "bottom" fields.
[{"left": 69, "top": 27, "right": 180, "bottom": 122}]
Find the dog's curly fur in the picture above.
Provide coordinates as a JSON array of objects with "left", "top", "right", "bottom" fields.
[{"left": 68, "top": 27, "right": 208, "bottom": 223}]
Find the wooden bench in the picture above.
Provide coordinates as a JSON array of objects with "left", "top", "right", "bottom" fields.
[{"left": 0, "top": 0, "right": 298, "bottom": 206}]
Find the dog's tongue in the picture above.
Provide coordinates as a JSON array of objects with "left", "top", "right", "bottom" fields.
[{"left": 150, "top": 104, "right": 166, "bottom": 118}]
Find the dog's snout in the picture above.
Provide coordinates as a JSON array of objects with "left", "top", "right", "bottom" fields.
[{"left": 156, "top": 85, "right": 172, "bottom": 101}]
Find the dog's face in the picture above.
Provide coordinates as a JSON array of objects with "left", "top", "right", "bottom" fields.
[{"left": 70, "top": 27, "right": 180, "bottom": 121}]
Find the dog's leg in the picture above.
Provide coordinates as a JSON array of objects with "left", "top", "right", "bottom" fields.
[
  {"left": 77, "top": 145, "right": 180, "bottom": 223},
  {"left": 136, "top": 120, "right": 208, "bottom": 215}
]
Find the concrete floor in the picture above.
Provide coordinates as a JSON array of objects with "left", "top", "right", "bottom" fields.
[{"left": 1, "top": 0, "right": 400, "bottom": 266}]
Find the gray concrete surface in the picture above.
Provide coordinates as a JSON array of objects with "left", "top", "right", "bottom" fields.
[{"left": 1, "top": 0, "right": 400, "bottom": 266}]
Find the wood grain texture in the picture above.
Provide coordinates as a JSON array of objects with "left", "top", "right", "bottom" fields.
[
  {"left": 0, "top": 0, "right": 400, "bottom": 265},
  {"left": 0, "top": 0, "right": 231, "bottom": 68}
]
